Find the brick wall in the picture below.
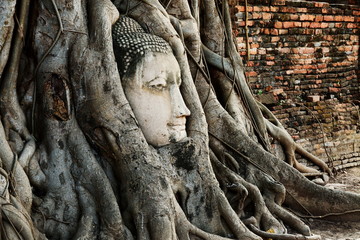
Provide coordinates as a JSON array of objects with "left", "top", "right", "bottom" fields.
[{"left": 235, "top": 0, "right": 360, "bottom": 170}]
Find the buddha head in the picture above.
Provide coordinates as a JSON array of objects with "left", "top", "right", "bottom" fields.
[{"left": 113, "top": 17, "right": 191, "bottom": 147}]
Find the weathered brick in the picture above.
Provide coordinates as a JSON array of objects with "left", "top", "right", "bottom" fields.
[
  {"left": 344, "top": 16, "right": 355, "bottom": 22},
  {"left": 270, "top": 6, "right": 279, "bottom": 12},
  {"left": 309, "top": 22, "right": 321, "bottom": 28},
  {"left": 263, "top": 12, "right": 272, "bottom": 20},
  {"left": 302, "top": 22, "right": 311, "bottom": 28},
  {"left": 314, "top": 2, "right": 329, "bottom": 8},
  {"left": 290, "top": 14, "right": 299, "bottom": 20},
  {"left": 274, "top": 21, "right": 283, "bottom": 28},
  {"left": 323, "top": 15, "right": 334, "bottom": 21},
  {"left": 329, "top": 87, "right": 341, "bottom": 93},
  {"left": 347, "top": 23, "right": 357, "bottom": 28},
  {"left": 246, "top": 71, "right": 257, "bottom": 77},
  {"left": 280, "top": 7, "right": 297, "bottom": 13},
  {"left": 315, "top": 15, "right": 323, "bottom": 22},
  {"left": 253, "top": 6, "right": 261, "bottom": 12},
  {"left": 234, "top": 3, "right": 360, "bottom": 165},
  {"left": 270, "top": 29, "right": 279, "bottom": 35},
  {"left": 321, "top": 22, "right": 329, "bottom": 28},
  {"left": 334, "top": 15, "right": 344, "bottom": 21},
  {"left": 271, "top": 36, "right": 280, "bottom": 42},
  {"left": 278, "top": 29, "right": 289, "bottom": 34},
  {"left": 300, "top": 14, "right": 315, "bottom": 21},
  {"left": 282, "top": 21, "right": 293, "bottom": 28}
]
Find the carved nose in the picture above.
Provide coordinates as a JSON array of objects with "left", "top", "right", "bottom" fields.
[{"left": 172, "top": 87, "right": 191, "bottom": 118}]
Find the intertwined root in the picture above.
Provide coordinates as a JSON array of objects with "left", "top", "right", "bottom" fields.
[
  {"left": 209, "top": 148, "right": 324, "bottom": 240},
  {"left": 257, "top": 101, "right": 332, "bottom": 177}
]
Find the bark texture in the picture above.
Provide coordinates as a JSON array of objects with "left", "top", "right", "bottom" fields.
[{"left": 0, "top": 0, "right": 359, "bottom": 239}]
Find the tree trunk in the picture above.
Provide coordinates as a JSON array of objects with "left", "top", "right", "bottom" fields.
[{"left": 0, "top": 0, "right": 359, "bottom": 239}]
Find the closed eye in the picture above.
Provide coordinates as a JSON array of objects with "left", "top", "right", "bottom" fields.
[{"left": 147, "top": 78, "right": 167, "bottom": 91}]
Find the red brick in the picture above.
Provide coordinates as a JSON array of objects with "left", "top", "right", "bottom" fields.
[
  {"left": 263, "top": 13, "right": 272, "bottom": 20},
  {"left": 353, "top": 10, "right": 360, "bottom": 16},
  {"left": 262, "top": 7, "right": 270, "bottom": 12},
  {"left": 334, "top": 16, "right": 344, "bottom": 21},
  {"left": 278, "top": 29, "right": 289, "bottom": 34},
  {"left": 290, "top": 14, "right": 299, "bottom": 20},
  {"left": 273, "top": 0, "right": 285, "bottom": 5},
  {"left": 283, "top": 21, "right": 295, "bottom": 28},
  {"left": 246, "top": 71, "right": 257, "bottom": 77},
  {"left": 320, "top": 22, "right": 328, "bottom": 28},
  {"left": 297, "top": 8, "right": 307, "bottom": 13},
  {"left": 300, "top": 15, "right": 315, "bottom": 21},
  {"left": 344, "top": 16, "right": 355, "bottom": 22},
  {"left": 279, "top": 48, "right": 291, "bottom": 53},
  {"left": 271, "top": 36, "right": 280, "bottom": 42},
  {"left": 350, "top": 35, "right": 359, "bottom": 41},
  {"left": 347, "top": 23, "right": 357, "bottom": 28},
  {"left": 253, "top": 6, "right": 261, "bottom": 12},
  {"left": 310, "top": 22, "right": 321, "bottom": 28},
  {"left": 270, "top": 6, "right": 279, "bottom": 12},
  {"left": 315, "top": 15, "right": 323, "bottom": 22},
  {"left": 304, "top": 29, "right": 315, "bottom": 34},
  {"left": 272, "top": 89, "right": 284, "bottom": 95},
  {"left": 266, "top": 61, "right": 275, "bottom": 66},
  {"left": 291, "top": 48, "right": 300, "bottom": 54},
  {"left": 252, "top": 12, "right": 262, "bottom": 19},
  {"left": 335, "top": 23, "right": 344, "bottom": 28},
  {"left": 315, "top": 29, "right": 323, "bottom": 35},
  {"left": 280, "top": 7, "right": 296, "bottom": 13},
  {"left": 329, "top": 87, "right": 340, "bottom": 93},
  {"left": 317, "top": 63, "right": 326, "bottom": 69},
  {"left": 344, "top": 46, "right": 353, "bottom": 51},
  {"left": 246, "top": 6, "right": 253, "bottom": 11},
  {"left": 274, "top": 21, "right": 283, "bottom": 28},
  {"left": 299, "top": 47, "right": 315, "bottom": 54},
  {"left": 302, "top": 22, "right": 311, "bottom": 28},
  {"left": 315, "top": 2, "right": 329, "bottom": 7},
  {"left": 294, "top": 21, "right": 302, "bottom": 27},
  {"left": 323, "top": 15, "right": 334, "bottom": 21},
  {"left": 236, "top": 6, "right": 245, "bottom": 12},
  {"left": 262, "top": 28, "right": 271, "bottom": 34},
  {"left": 270, "top": 29, "right": 279, "bottom": 35},
  {"left": 294, "top": 69, "right": 307, "bottom": 74},
  {"left": 247, "top": 61, "right": 255, "bottom": 67}
]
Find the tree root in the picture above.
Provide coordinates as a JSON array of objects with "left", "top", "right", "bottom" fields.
[
  {"left": 248, "top": 224, "right": 320, "bottom": 240},
  {"left": 209, "top": 141, "right": 319, "bottom": 238},
  {"left": 210, "top": 149, "right": 286, "bottom": 234},
  {"left": 202, "top": 44, "right": 332, "bottom": 177},
  {"left": 174, "top": 200, "right": 259, "bottom": 240},
  {"left": 257, "top": 101, "right": 332, "bottom": 176}
]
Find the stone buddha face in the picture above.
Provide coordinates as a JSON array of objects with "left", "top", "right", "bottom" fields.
[{"left": 122, "top": 51, "right": 191, "bottom": 147}]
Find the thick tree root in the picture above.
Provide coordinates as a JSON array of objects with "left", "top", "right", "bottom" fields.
[
  {"left": 1, "top": 0, "right": 357, "bottom": 239},
  {"left": 257, "top": 101, "right": 332, "bottom": 176},
  {"left": 248, "top": 224, "right": 320, "bottom": 240}
]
